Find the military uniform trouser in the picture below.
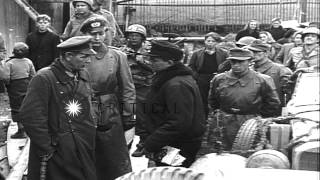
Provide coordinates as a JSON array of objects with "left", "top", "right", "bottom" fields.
[
  {"left": 135, "top": 86, "right": 151, "bottom": 141},
  {"left": 207, "top": 111, "right": 257, "bottom": 150},
  {"left": 93, "top": 94, "right": 132, "bottom": 180}
]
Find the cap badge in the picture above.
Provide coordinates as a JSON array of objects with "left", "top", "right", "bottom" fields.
[{"left": 91, "top": 22, "right": 101, "bottom": 28}]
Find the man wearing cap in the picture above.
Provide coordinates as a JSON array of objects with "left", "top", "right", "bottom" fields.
[
  {"left": 19, "top": 36, "right": 97, "bottom": 180},
  {"left": 247, "top": 40, "right": 292, "bottom": 112},
  {"left": 26, "top": 14, "right": 60, "bottom": 71},
  {"left": 208, "top": 48, "right": 280, "bottom": 150},
  {"left": 268, "top": 18, "right": 286, "bottom": 41},
  {"left": 61, "top": 0, "right": 101, "bottom": 40},
  {"left": 80, "top": 17, "right": 135, "bottom": 180},
  {"left": 142, "top": 41, "right": 206, "bottom": 167},
  {"left": 286, "top": 27, "right": 319, "bottom": 71},
  {"left": 188, "top": 32, "right": 228, "bottom": 119},
  {"left": 120, "top": 24, "right": 154, "bottom": 157}
]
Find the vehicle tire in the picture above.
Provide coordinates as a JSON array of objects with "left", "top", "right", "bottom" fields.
[
  {"left": 232, "top": 118, "right": 260, "bottom": 151},
  {"left": 115, "top": 167, "right": 205, "bottom": 180}
]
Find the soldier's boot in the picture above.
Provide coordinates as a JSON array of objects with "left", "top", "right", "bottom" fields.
[{"left": 132, "top": 142, "right": 145, "bottom": 157}]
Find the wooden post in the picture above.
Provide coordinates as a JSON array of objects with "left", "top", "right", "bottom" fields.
[{"left": 299, "top": 0, "right": 307, "bottom": 22}]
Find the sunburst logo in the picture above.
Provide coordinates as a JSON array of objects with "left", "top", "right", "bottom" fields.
[{"left": 65, "top": 99, "right": 82, "bottom": 117}]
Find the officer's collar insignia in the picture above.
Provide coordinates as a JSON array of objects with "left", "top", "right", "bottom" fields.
[
  {"left": 65, "top": 99, "right": 82, "bottom": 117},
  {"left": 91, "top": 22, "right": 101, "bottom": 28}
]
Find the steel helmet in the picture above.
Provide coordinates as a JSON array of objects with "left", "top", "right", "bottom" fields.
[
  {"left": 236, "top": 36, "right": 257, "bottom": 47},
  {"left": 72, "top": 0, "right": 94, "bottom": 10},
  {"left": 125, "top": 24, "right": 147, "bottom": 39},
  {"left": 301, "top": 27, "right": 320, "bottom": 40}
]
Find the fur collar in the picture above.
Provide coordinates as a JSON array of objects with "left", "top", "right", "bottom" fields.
[{"left": 151, "top": 63, "right": 193, "bottom": 91}]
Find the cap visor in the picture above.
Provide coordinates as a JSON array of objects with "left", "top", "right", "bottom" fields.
[
  {"left": 81, "top": 48, "right": 97, "bottom": 55},
  {"left": 90, "top": 27, "right": 107, "bottom": 33},
  {"left": 246, "top": 46, "right": 263, "bottom": 52},
  {"left": 227, "top": 57, "right": 252, "bottom": 60}
]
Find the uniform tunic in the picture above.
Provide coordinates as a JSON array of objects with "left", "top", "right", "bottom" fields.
[
  {"left": 120, "top": 45, "right": 153, "bottom": 140},
  {"left": 208, "top": 69, "right": 280, "bottom": 149},
  {"left": 61, "top": 12, "right": 101, "bottom": 40},
  {"left": 19, "top": 60, "right": 97, "bottom": 180},
  {"left": 87, "top": 44, "right": 135, "bottom": 180},
  {"left": 254, "top": 59, "right": 292, "bottom": 110}
]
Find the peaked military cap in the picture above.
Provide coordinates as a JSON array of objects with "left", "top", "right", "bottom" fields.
[
  {"left": 80, "top": 16, "right": 109, "bottom": 33},
  {"left": 227, "top": 48, "right": 254, "bottom": 61},
  {"left": 147, "top": 40, "right": 183, "bottom": 61},
  {"left": 246, "top": 39, "right": 271, "bottom": 52},
  {"left": 57, "top": 36, "right": 96, "bottom": 55}
]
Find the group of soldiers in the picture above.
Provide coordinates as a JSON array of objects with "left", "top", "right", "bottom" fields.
[{"left": 0, "top": 0, "right": 319, "bottom": 179}]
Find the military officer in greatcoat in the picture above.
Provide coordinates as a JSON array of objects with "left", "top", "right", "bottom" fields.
[
  {"left": 208, "top": 48, "right": 280, "bottom": 150},
  {"left": 19, "top": 36, "right": 97, "bottom": 180},
  {"left": 80, "top": 16, "right": 135, "bottom": 180}
]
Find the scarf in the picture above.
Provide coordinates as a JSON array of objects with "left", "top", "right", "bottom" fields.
[{"left": 151, "top": 63, "right": 193, "bottom": 91}]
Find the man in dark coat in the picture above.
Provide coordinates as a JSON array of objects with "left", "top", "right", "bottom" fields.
[
  {"left": 19, "top": 36, "right": 97, "bottom": 180},
  {"left": 143, "top": 41, "right": 206, "bottom": 168},
  {"left": 26, "top": 14, "right": 60, "bottom": 71},
  {"left": 268, "top": 18, "right": 287, "bottom": 41},
  {"left": 208, "top": 48, "right": 280, "bottom": 150},
  {"left": 188, "top": 32, "right": 228, "bottom": 118}
]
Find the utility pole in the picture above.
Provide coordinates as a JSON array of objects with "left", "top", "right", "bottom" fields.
[{"left": 299, "top": 0, "right": 308, "bottom": 22}]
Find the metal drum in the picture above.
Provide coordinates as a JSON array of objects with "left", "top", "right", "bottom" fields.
[{"left": 246, "top": 149, "right": 290, "bottom": 169}]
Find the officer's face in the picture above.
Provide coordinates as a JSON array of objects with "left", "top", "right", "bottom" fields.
[
  {"left": 37, "top": 20, "right": 50, "bottom": 32},
  {"left": 74, "top": 2, "right": 90, "bottom": 14},
  {"left": 66, "top": 52, "right": 92, "bottom": 71},
  {"left": 150, "top": 56, "right": 172, "bottom": 72},
  {"left": 303, "top": 33, "right": 319, "bottom": 45},
  {"left": 230, "top": 59, "right": 250, "bottom": 75},
  {"left": 127, "top": 33, "right": 144, "bottom": 47},
  {"left": 205, "top": 37, "right": 218, "bottom": 50},
  {"left": 252, "top": 51, "right": 266, "bottom": 62},
  {"left": 87, "top": 29, "right": 107, "bottom": 47}
]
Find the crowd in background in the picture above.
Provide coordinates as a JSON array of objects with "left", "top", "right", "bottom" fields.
[{"left": 0, "top": 0, "right": 319, "bottom": 179}]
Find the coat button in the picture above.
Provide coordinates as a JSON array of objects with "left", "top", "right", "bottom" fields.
[
  {"left": 68, "top": 120, "right": 72, "bottom": 123},
  {"left": 60, "top": 92, "right": 64, "bottom": 94}
]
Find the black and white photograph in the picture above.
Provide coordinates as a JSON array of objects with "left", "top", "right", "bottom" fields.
[{"left": 0, "top": 0, "right": 319, "bottom": 179}]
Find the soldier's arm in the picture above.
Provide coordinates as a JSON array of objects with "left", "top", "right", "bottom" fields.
[
  {"left": 117, "top": 51, "right": 136, "bottom": 130},
  {"left": 19, "top": 74, "right": 55, "bottom": 157},
  {"left": 208, "top": 76, "right": 221, "bottom": 111},
  {"left": 61, "top": 21, "right": 72, "bottom": 41},
  {"left": 260, "top": 75, "right": 281, "bottom": 117}
]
